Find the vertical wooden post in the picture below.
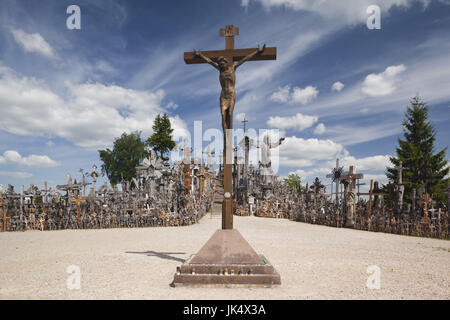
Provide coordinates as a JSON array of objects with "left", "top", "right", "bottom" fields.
[{"left": 367, "top": 179, "right": 374, "bottom": 218}]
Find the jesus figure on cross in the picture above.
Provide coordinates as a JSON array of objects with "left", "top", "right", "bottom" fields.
[
  {"left": 194, "top": 45, "right": 265, "bottom": 132},
  {"left": 185, "top": 25, "right": 276, "bottom": 229}
]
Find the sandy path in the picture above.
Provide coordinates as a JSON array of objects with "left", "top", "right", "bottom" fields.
[{"left": 0, "top": 210, "right": 449, "bottom": 300}]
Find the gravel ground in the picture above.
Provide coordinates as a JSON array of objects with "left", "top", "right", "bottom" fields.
[{"left": 0, "top": 210, "right": 449, "bottom": 300}]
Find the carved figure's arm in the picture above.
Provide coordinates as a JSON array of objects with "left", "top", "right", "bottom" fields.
[
  {"left": 234, "top": 44, "right": 265, "bottom": 70},
  {"left": 195, "top": 51, "right": 219, "bottom": 70}
]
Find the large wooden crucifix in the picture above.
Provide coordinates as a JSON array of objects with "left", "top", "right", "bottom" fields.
[
  {"left": 184, "top": 25, "right": 277, "bottom": 229},
  {"left": 341, "top": 166, "right": 364, "bottom": 227}
]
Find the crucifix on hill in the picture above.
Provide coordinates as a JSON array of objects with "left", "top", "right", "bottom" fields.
[
  {"left": 341, "top": 166, "right": 364, "bottom": 228},
  {"left": 184, "top": 25, "right": 277, "bottom": 229}
]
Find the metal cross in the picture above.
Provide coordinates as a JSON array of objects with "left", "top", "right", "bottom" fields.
[{"left": 242, "top": 117, "right": 248, "bottom": 133}]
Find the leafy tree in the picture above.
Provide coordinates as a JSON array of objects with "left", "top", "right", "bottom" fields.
[
  {"left": 284, "top": 174, "right": 304, "bottom": 195},
  {"left": 386, "top": 96, "right": 449, "bottom": 206},
  {"left": 98, "top": 131, "right": 147, "bottom": 186},
  {"left": 380, "top": 182, "right": 396, "bottom": 208},
  {"left": 146, "top": 113, "right": 176, "bottom": 159}
]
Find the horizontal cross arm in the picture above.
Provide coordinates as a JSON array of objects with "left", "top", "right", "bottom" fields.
[
  {"left": 357, "top": 192, "right": 385, "bottom": 196},
  {"left": 184, "top": 47, "right": 277, "bottom": 64},
  {"left": 342, "top": 173, "right": 364, "bottom": 180}
]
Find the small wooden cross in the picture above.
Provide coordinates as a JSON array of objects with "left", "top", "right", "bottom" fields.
[
  {"left": 197, "top": 166, "right": 206, "bottom": 203},
  {"left": 341, "top": 166, "right": 364, "bottom": 190},
  {"left": 39, "top": 216, "right": 44, "bottom": 232},
  {"left": 358, "top": 179, "right": 385, "bottom": 217},
  {"left": 72, "top": 196, "right": 86, "bottom": 223},
  {"left": 356, "top": 180, "right": 366, "bottom": 203},
  {"left": 2, "top": 210, "right": 10, "bottom": 232},
  {"left": 0, "top": 196, "right": 10, "bottom": 232},
  {"left": 183, "top": 164, "right": 191, "bottom": 195},
  {"left": 417, "top": 193, "right": 431, "bottom": 218}
]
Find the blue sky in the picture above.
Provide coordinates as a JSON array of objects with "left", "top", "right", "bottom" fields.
[{"left": 0, "top": 0, "right": 449, "bottom": 193}]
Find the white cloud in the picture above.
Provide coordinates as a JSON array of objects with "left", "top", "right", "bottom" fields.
[
  {"left": 0, "top": 66, "right": 189, "bottom": 148},
  {"left": 289, "top": 169, "right": 309, "bottom": 178},
  {"left": 169, "top": 115, "right": 190, "bottom": 141},
  {"left": 269, "top": 85, "right": 290, "bottom": 103},
  {"left": 299, "top": 51, "right": 450, "bottom": 121},
  {"left": 0, "top": 150, "right": 59, "bottom": 168},
  {"left": 331, "top": 81, "right": 344, "bottom": 92},
  {"left": 241, "top": 0, "right": 430, "bottom": 24},
  {"left": 10, "top": 28, "right": 55, "bottom": 59},
  {"left": 94, "top": 60, "right": 117, "bottom": 75},
  {"left": 361, "top": 64, "right": 406, "bottom": 97},
  {"left": 326, "top": 122, "right": 401, "bottom": 146},
  {"left": 363, "top": 174, "right": 389, "bottom": 185},
  {"left": 285, "top": 154, "right": 392, "bottom": 188},
  {"left": 289, "top": 167, "right": 330, "bottom": 179},
  {"left": 0, "top": 171, "right": 33, "bottom": 179},
  {"left": 267, "top": 113, "right": 318, "bottom": 131},
  {"left": 166, "top": 101, "right": 179, "bottom": 110},
  {"left": 328, "top": 155, "right": 392, "bottom": 172},
  {"left": 279, "top": 136, "right": 344, "bottom": 167},
  {"left": 270, "top": 85, "right": 318, "bottom": 105},
  {"left": 292, "top": 86, "right": 319, "bottom": 105},
  {"left": 313, "top": 123, "right": 326, "bottom": 135}
]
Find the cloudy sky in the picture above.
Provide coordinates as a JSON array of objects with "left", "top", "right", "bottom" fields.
[{"left": 0, "top": 0, "right": 449, "bottom": 193}]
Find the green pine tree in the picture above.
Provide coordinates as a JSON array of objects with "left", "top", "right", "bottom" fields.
[
  {"left": 146, "top": 113, "right": 176, "bottom": 159},
  {"left": 386, "top": 96, "right": 449, "bottom": 207},
  {"left": 98, "top": 131, "right": 148, "bottom": 186}
]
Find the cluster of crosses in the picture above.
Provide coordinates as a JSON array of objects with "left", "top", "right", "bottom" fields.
[
  {"left": 1, "top": 25, "right": 448, "bottom": 242},
  {"left": 0, "top": 149, "right": 216, "bottom": 232}
]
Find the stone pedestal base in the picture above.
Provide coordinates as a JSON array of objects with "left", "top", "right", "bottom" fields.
[{"left": 172, "top": 229, "right": 281, "bottom": 287}]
